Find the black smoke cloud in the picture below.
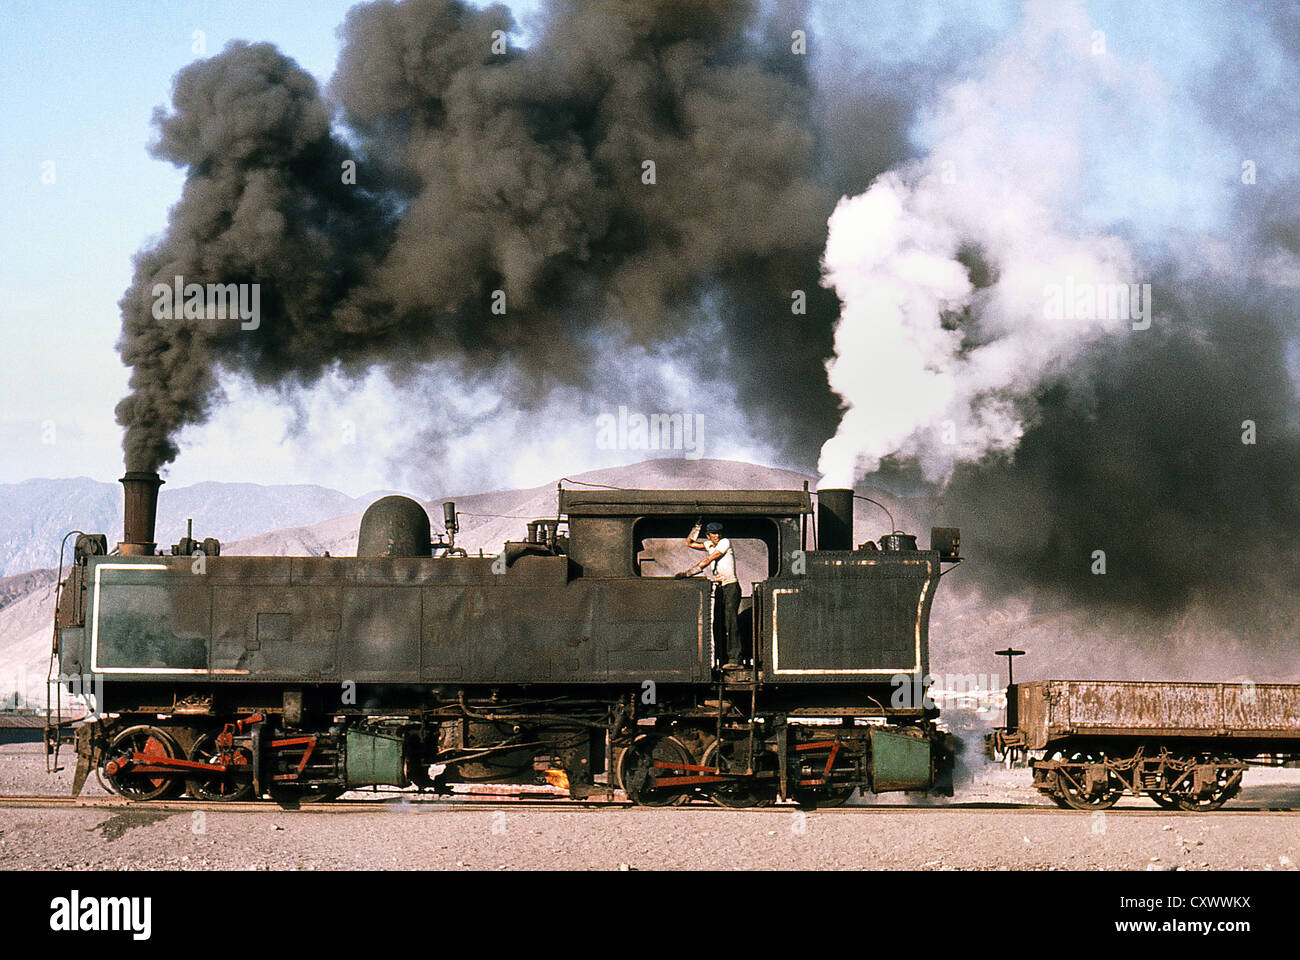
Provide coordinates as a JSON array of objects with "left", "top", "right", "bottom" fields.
[
  {"left": 929, "top": 5, "right": 1300, "bottom": 627},
  {"left": 116, "top": 0, "right": 895, "bottom": 472},
  {"left": 116, "top": 40, "right": 391, "bottom": 470},
  {"left": 938, "top": 280, "right": 1300, "bottom": 624}
]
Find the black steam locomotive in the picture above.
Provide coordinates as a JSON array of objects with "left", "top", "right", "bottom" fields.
[{"left": 49, "top": 472, "right": 963, "bottom": 807}]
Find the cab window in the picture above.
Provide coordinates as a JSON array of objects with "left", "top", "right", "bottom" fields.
[{"left": 632, "top": 517, "right": 776, "bottom": 594}]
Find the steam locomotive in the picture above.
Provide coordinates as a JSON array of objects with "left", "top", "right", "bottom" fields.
[
  {"left": 49, "top": 472, "right": 963, "bottom": 807},
  {"left": 49, "top": 472, "right": 1300, "bottom": 810}
]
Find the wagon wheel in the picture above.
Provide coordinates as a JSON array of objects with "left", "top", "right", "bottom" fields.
[
  {"left": 1149, "top": 792, "right": 1181, "bottom": 810},
  {"left": 186, "top": 732, "right": 253, "bottom": 801},
  {"left": 104, "top": 725, "right": 183, "bottom": 802},
  {"left": 1031, "top": 762, "right": 1074, "bottom": 808},
  {"left": 1173, "top": 784, "right": 1238, "bottom": 812},
  {"left": 1169, "top": 757, "right": 1242, "bottom": 812},
  {"left": 617, "top": 735, "right": 694, "bottom": 806},
  {"left": 701, "top": 740, "right": 777, "bottom": 809},
  {"left": 1051, "top": 751, "right": 1123, "bottom": 810}
]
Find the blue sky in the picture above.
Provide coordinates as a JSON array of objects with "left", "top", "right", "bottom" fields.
[
  {"left": 1, "top": 1, "right": 364, "bottom": 484},
  {"left": 1, "top": 1, "right": 1293, "bottom": 495},
  {"left": 0, "top": 1, "right": 544, "bottom": 492}
]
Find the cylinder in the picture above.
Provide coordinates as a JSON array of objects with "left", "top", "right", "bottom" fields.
[
  {"left": 357, "top": 496, "right": 432, "bottom": 558},
  {"left": 817, "top": 487, "right": 854, "bottom": 551},
  {"left": 119, "top": 471, "right": 163, "bottom": 556}
]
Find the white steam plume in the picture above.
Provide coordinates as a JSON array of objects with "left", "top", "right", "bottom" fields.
[{"left": 818, "top": 0, "right": 1149, "bottom": 487}]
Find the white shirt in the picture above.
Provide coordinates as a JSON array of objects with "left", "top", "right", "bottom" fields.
[{"left": 703, "top": 537, "right": 737, "bottom": 585}]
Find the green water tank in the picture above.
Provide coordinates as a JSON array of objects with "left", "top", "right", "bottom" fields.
[
  {"left": 869, "top": 727, "right": 933, "bottom": 792},
  {"left": 345, "top": 728, "right": 408, "bottom": 787}
]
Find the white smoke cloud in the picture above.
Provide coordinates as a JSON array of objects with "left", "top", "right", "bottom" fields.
[
  {"left": 156, "top": 344, "right": 781, "bottom": 498},
  {"left": 818, "top": 0, "right": 1149, "bottom": 487},
  {"left": 386, "top": 324, "right": 784, "bottom": 496}
]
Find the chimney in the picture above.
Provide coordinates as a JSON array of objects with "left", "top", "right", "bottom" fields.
[
  {"left": 119, "top": 471, "right": 163, "bottom": 556},
  {"left": 816, "top": 488, "right": 854, "bottom": 551}
]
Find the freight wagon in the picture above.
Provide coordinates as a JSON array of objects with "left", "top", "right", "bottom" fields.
[{"left": 992, "top": 679, "right": 1300, "bottom": 809}]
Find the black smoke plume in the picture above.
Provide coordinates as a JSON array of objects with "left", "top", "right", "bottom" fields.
[
  {"left": 116, "top": 0, "right": 886, "bottom": 472},
  {"left": 116, "top": 41, "right": 386, "bottom": 470},
  {"left": 931, "top": 6, "right": 1300, "bottom": 633},
  {"left": 939, "top": 281, "right": 1300, "bottom": 626}
]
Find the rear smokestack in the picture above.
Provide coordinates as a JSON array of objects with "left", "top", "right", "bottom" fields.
[
  {"left": 817, "top": 488, "right": 854, "bottom": 551},
  {"left": 119, "top": 471, "right": 163, "bottom": 556}
]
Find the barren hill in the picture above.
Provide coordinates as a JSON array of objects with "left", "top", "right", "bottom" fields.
[
  {"left": 226, "top": 459, "right": 823, "bottom": 558},
  {"left": 0, "top": 477, "right": 389, "bottom": 578}
]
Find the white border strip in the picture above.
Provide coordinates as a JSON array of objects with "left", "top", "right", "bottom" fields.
[{"left": 90, "top": 562, "right": 210, "bottom": 675}]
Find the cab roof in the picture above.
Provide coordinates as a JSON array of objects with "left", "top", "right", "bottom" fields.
[{"left": 558, "top": 488, "right": 812, "bottom": 517}]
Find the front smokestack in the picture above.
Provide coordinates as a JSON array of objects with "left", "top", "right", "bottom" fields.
[
  {"left": 817, "top": 488, "right": 854, "bottom": 551},
  {"left": 119, "top": 471, "right": 163, "bottom": 556}
]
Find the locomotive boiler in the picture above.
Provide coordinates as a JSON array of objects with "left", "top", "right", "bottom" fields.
[{"left": 49, "top": 472, "right": 963, "bottom": 807}]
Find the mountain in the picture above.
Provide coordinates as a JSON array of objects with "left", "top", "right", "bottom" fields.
[
  {"left": 0, "top": 568, "right": 57, "bottom": 613},
  {"left": 0, "top": 477, "right": 394, "bottom": 578},
  {"left": 224, "top": 458, "right": 819, "bottom": 557},
  {"left": 0, "top": 478, "right": 121, "bottom": 579},
  {"left": 0, "top": 579, "right": 58, "bottom": 707}
]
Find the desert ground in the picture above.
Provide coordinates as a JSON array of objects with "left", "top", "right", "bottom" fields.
[{"left": 2, "top": 742, "right": 1297, "bottom": 871}]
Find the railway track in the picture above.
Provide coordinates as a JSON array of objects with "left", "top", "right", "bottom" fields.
[
  {"left": 2, "top": 794, "right": 1297, "bottom": 814},
  {"left": 0, "top": 794, "right": 625, "bottom": 812}
]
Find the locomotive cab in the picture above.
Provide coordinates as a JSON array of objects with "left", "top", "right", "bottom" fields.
[{"left": 558, "top": 488, "right": 808, "bottom": 670}]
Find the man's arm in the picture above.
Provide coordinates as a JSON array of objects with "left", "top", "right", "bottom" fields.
[{"left": 677, "top": 548, "right": 723, "bottom": 578}]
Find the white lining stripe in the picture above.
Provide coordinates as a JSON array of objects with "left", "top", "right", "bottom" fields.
[
  {"left": 770, "top": 564, "right": 929, "bottom": 675},
  {"left": 90, "top": 562, "right": 211, "bottom": 675}
]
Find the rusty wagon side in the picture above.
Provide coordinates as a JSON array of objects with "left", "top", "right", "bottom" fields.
[{"left": 996, "top": 680, "right": 1300, "bottom": 811}]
